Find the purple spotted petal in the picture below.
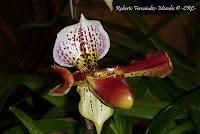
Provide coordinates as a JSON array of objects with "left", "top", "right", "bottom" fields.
[{"left": 53, "top": 14, "right": 110, "bottom": 71}]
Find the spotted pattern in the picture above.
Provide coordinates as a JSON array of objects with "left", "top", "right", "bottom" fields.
[
  {"left": 77, "top": 83, "right": 113, "bottom": 134},
  {"left": 53, "top": 14, "right": 110, "bottom": 72},
  {"left": 125, "top": 64, "right": 172, "bottom": 78}
]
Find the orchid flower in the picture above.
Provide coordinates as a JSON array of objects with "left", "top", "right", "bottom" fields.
[{"left": 49, "top": 14, "right": 173, "bottom": 134}]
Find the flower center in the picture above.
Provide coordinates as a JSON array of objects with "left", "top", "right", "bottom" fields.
[{"left": 76, "top": 47, "right": 98, "bottom": 72}]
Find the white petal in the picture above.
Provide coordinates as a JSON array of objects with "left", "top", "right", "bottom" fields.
[
  {"left": 53, "top": 14, "right": 110, "bottom": 70},
  {"left": 104, "top": 0, "right": 114, "bottom": 11},
  {"left": 77, "top": 84, "right": 113, "bottom": 134}
]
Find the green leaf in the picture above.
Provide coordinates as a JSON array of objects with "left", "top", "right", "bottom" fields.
[
  {"left": 173, "top": 66, "right": 200, "bottom": 84},
  {"left": 0, "top": 74, "right": 50, "bottom": 90},
  {"left": 175, "top": 86, "right": 200, "bottom": 110},
  {"left": 3, "top": 118, "right": 81, "bottom": 134},
  {"left": 169, "top": 73, "right": 195, "bottom": 91},
  {"left": 33, "top": 119, "right": 77, "bottom": 134},
  {"left": 102, "top": 20, "right": 144, "bottom": 38},
  {"left": 102, "top": 125, "right": 115, "bottom": 134},
  {"left": 43, "top": 106, "right": 66, "bottom": 118},
  {"left": 42, "top": 90, "right": 67, "bottom": 106},
  {"left": 164, "top": 120, "right": 178, "bottom": 134},
  {"left": 0, "top": 82, "right": 17, "bottom": 113},
  {"left": 109, "top": 114, "right": 133, "bottom": 134},
  {"left": 9, "top": 107, "right": 43, "bottom": 134},
  {"left": 109, "top": 34, "right": 152, "bottom": 53},
  {"left": 116, "top": 99, "right": 186, "bottom": 120},
  {"left": 167, "top": 121, "right": 194, "bottom": 134},
  {"left": 115, "top": 104, "right": 159, "bottom": 119},
  {"left": 145, "top": 13, "right": 184, "bottom": 39},
  {"left": 143, "top": 89, "right": 158, "bottom": 101},
  {"left": 145, "top": 105, "right": 177, "bottom": 134},
  {"left": 0, "top": 74, "right": 66, "bottom": 107},
  {"left": 115, "top": 100, "right": 169, "bottom": 119},
  {"left": 2, "top": 126, "right": 24, "bottom": 134},
  {"left": 188, "top": 108, "right": 200, "bottom": 133},
  {"left": 148, "top": 78, "right": 176, "bottom": 101},
  {"left": 127, "top": 77, "right": 148, "bottom": 99},
  {"left": 135, "top": 100, "right": 169, "bottom": 109}
]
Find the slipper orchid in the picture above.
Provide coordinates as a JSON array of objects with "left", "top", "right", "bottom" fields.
[{"left": 49, "top": 14, "right": 173, "bottom": 134}]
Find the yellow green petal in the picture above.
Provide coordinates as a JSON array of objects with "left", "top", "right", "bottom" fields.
[{"left": 77, "top": 83, "right": 113, "bottom": 134}]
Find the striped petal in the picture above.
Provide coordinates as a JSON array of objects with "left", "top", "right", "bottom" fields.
[
  {"left": 118, "top": 51, "right": 173, "bottom": 78},
  {"left": 86, "top": 73, "right": 134, "bottom": 109},
  {"left": 53, "top": 14, "right": 110, "bottom": 71},
  {"left": 77, "top": 84, "right": 113, "bottom": 134},
  {"left": 49, "top": 64, "right": 74, "bottom": 96}
]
